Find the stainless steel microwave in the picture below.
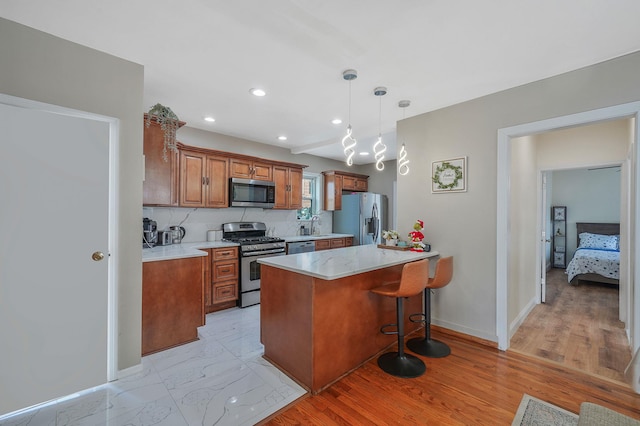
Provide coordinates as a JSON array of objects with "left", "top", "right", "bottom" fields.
[{"left": 229, "top": 178, "right": 275, "bottom": 208}]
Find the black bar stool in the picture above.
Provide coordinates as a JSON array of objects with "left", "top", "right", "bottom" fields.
[
  {"left": 370, "top": 259, "right": 429, "bottom": 378},
  {"left": 407, "top": 256, "right": 453, "bottom": 358}
]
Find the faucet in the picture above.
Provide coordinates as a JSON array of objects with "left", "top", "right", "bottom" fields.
[{"left": 310, "top": 215, "right": 320, "bottom": 235}]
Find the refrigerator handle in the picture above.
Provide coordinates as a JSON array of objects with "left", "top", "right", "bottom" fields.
[{"left": 372, "top": 202, "right": 379, "bottom": 241}]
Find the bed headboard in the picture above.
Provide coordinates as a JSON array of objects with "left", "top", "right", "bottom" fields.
[{"left": 575, "top": 222, "right": 620, "bottom": 246}]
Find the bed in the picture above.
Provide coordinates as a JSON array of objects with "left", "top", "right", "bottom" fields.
[{"left": 566, "top": 222, "right": 620, "bottom": 285}]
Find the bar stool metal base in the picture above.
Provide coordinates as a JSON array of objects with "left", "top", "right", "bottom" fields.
[
  {"left": 377, "top": 352, "right": 426, "bottom": 378},
  {"left": 407, "top": 337, "right": 451, "bottom": 358}
]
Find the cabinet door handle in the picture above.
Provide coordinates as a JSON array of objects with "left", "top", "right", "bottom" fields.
[
  {"left": 206, "top": 177, "right": 210, "bottom": 185},
  {"left": 202, "top": 177, "right": 206, "bottom": 185}
]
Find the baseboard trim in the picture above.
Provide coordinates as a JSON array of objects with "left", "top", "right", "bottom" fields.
[{"left": 431, "top": 324, "right": 498, "bottom": 349}]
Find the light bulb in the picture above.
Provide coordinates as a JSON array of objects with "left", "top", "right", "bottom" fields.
[
  {"left": 373, "top": 134, "right": 386, "bottom": 171},
  {"left": 342, "top": 125, "right": 356, "bottom": 166},
  {"left": 398, "top": 144, "right": 410, "bottom": 175}
]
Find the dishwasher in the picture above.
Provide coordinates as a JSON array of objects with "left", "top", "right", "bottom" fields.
[{"left": 287, "top": 240, "right": 316, "bottom": 254}]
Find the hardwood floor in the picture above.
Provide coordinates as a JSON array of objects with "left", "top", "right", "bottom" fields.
[
  {"left": 261, "top": 327, "right": 640, "bottom": 425},
  {"left": 510, "top": 268, "right": 631, "bottom": 383}
]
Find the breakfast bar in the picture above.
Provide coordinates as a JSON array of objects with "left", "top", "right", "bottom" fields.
[{"left": 258, "top": 245, "right": 439, "bottom": 393}]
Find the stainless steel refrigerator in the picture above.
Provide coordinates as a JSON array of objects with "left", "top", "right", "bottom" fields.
[{"left": 333, "top": 192, "right": 388, "bottom": 245}]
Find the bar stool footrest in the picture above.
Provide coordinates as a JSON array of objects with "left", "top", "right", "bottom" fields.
[
  {"left": 380, "top": 323, "right": 398, "bottom": 335},
  {"left": 409, "top": 313, "right": 426, "bottom": 324},
  {"left": 377, "top": 352, "right": 426, "bottom": 378}
]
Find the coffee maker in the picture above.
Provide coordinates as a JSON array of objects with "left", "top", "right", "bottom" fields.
[{"left": 143, "top": 217, "right": 158, "bottom": 248}]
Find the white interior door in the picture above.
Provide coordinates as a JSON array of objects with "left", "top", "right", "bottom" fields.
[{"left": 0, "top": 101, "right": 111, "bottom": 415}]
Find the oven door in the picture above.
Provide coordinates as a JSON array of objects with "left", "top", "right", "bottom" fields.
[{"left": 240, "top": 249, "right": 285, "bottom": 307}]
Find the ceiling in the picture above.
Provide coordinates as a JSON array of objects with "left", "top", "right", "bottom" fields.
[{"left": 2, "top": 1, "right": 640, "bottom": 165}]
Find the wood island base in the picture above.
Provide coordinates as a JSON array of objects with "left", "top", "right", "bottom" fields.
[{"left": 260, "top": 263, "right": 424, "bottom": 394}]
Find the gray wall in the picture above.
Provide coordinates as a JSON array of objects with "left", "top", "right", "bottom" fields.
[
  {"left": 397, "top": 51, "right": 640, "bottom": 341},
  {"left": 0, "top": 18, "right": 144, "bottom": 370},
  {"left": 552, "top": 167, "right": 622, "bottom": 259}
]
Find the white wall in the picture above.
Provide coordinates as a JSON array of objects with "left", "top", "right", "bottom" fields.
[
  {"left": 397, "top": 51, "right": 640, "bottom": 342},
  {"left": 0, "top": 18, "right": 144, "bottom": 370},
  {"left": 508, "top": 135, "right": 538, "bottom": 324},
  {"left": 552, "top": 167, "right": 622, "bottom": 258}
]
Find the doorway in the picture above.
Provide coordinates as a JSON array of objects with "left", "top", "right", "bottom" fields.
[
  {"left": 511, "top": 159, "right": 629, "bottom": 382},
  {"left": 0, "top": 95, "right": 118, "bottom": 416},
  {"left": 496, "top": 101, "right": 640, "bottom": 355}
]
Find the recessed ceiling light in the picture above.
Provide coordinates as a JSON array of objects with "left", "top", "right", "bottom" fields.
[
  {"left": 278, "top": 135, "right": 287, "bottom": 141},
  {"left": 359, "top": 152, "right": 370, "bottom": 156},
  {"left": 250, "top": 88, "right": 266, "bottom": 97},
  {"left": 332, "top": 118, "right": 342, "bottom": 125},
  {"left": 204, "top": 116, "right": 215, "bottom": 122}
]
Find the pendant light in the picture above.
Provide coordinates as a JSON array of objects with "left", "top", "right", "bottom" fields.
[
  {"left": 373, "top": 87, "right": 388, "bottom": 171},
  {"left": 341, "top": 69, "right": 358, "bottom": 166},
  {"left": 397, "top": 100, "right": 410, "bottom": 176}
]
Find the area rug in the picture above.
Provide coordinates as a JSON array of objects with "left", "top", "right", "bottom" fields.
[{"left": 512, "top": 394, "right": 578, "bottom": 426}]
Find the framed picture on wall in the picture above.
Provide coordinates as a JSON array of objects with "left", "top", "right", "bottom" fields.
[{"left": 431, "top": 156, "right": 467, "bottom": 193}]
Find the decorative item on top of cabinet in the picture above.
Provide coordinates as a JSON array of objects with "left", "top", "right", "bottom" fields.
[
  {"left": 179, "top": 148, "right": 229, "bottom": 208},
  {"left": 230, "top": 157, "right": 273, "bottom": 181},
  {"left": 273, "top": 166, "right": 303, "bottom": 209},
  {"left": 552, "top": 206, "right": 567, "bottom": 268},
  {"left": 143, "top": 114, "right": 186, "bottom": 206},
  {"left": 322, "top": 170, "right": 369, "bottom": 211},
  {"left": 205, "top": 247, "right": 239, "bottom": 313}
]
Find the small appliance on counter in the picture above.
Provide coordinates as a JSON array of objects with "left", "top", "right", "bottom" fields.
[
  {"left": 169, "top": 226, "right": 186, "bottom": 244},
  {"left": 143, "top": 217, "right": 158, "bottom": 248},
  {"left": 156, "top": 230, "right": 173, "bottom": 246}
]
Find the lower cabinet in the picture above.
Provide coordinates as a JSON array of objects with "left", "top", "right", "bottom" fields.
[
  {"left": 142, "top": 256, "right": 205, "bottom": 356},
  {"left": 205, "top": 247, "right": 239, "bottom": 313},
  {"left": 315, "top": 237, "right": 353, "bottom": 251}
]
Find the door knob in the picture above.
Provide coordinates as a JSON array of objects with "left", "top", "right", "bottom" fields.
[{"left": 92, "top": 251, "right": 105, "bottom": 261}]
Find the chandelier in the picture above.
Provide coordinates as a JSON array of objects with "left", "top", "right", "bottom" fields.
[
  {"left": 373, "top": 87, "right": 387, "bottom": 171},
  {"left": 341, "top": 69, "right": 358, "bottom": 166},
  {"left": 397, "top": 100, "right": 411, "bottom": 176}
]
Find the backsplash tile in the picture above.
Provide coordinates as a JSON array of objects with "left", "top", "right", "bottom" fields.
[{"left": 142, "top": 207, "right": 332, "bottom": 243}]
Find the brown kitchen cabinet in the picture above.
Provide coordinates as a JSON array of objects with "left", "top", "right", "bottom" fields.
[
  {"left": 179, "top": 149, "right": 229, "bottom": 208},
  {"left": 230, "top": 158, "right": 273, "bottom": 181},
  {"left": 204, "top": 246, "right": 239, "bottom": 313},
  {"left": 143, "top": 114, "right": 186, "bottom": 206},
  {"left": 322, "top": 170, "right": 368, "bottom": 211},
  {"left": 342, "top": 175, "right": 368, "bottom": 191},
  {"left": 273, "top": 165, "right": 303, "bottom": 209},
  {"left": 314, "top": 236, "right": 353, "bottom": 251},
  {"left": 142, "top": 256, "right": 205, "bottom": 356}
]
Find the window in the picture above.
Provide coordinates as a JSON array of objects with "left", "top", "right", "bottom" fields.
[{"left": 297, "top": 173, "right": 320, "bottom": 220}]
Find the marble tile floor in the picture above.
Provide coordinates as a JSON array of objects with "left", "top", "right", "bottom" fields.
[{"left": 0, "top": 305, "right": 307, "bottom": 426}]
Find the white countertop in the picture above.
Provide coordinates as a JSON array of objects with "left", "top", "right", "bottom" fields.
[
  {"left": 142, "top": 234, "right": 353, "bottom": 262},
  {"left": 142, "top": 241, "right": 238, "bottom": 262},
  {"left": 258, "top": 244, "right": 439, "bottom": 280},
  {"left": 283, "top": 233, "right": 353, "bottom": 243}
]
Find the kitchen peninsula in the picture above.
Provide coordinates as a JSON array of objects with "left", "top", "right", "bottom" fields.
[{"left": 258, "top": 245, "right": 439, "bottom": 393}]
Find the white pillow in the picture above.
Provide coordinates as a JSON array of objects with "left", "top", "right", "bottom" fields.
[{"left": 578, "top": 232, "right": 619, "bottom": 250}]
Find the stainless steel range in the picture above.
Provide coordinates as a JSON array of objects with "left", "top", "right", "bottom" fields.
[{"left": 222, "top": 222, "right": 285, "bottom": 308}]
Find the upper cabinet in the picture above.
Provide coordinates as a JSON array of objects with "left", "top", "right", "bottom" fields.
[
  {"left": 322, "top": 170, "right": 369, "bottom": 211},
  {"left": 145, "top": 125, "right": 307, "bottom": 209},
  {"left": 143, "top": 114, "right": 186, "bottom": 206},
  {"left": 273, "top": 166, "right": 303, "bottom": 210},
  {"left": 229, "top": 158, "right": 273, "bottom": 181},
  {"left": 342, "top": 174, "right": 368, "bottom": 192},
  {"left": 179, "top": 149, "right": 229, "bottom": 208}
]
